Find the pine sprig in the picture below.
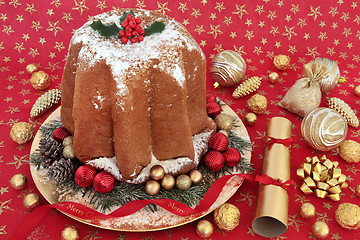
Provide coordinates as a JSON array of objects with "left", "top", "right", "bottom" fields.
[{"left": 39, "top": 119, "right": 63, "bottom": 137}]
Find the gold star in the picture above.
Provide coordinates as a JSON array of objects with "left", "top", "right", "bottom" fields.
[
  {"left": 54, "top": 42, "right": 65, "bottom": 51},
  {"left": 319, "top": 21, "right": 326, "bottom": 27},
  {"left": 316, "top": 212, "right": 330, "bottom": 223},
  {"left": 282, "top": 26, "right": 297, "bottom": 40},
  {"left": 47, "top": 9, "right": 55, "bottom": 16},
  {"left": 22, "top": 99, "right": 30, "bottom": 104},
  {"left": 213, "top": 44, "right": 223, "bottom": 52},
  {"left": 0, "top": 187, "right": 8, "bottom": 195},
  {"left": 277, "top": 0, "right": 284, "bottom": 7},
  {"left": 331, "top": 233, "right": 342, "bottom": 240},
  {"left": 244, "top": 30, "right": 254, "bottom": 40},
  {"left": 337, "top": 0, "right": 344, "bottom": 5},
  {"left": 326, "top": 47, "right": 336, "bottom": 56},
  {"left": 16, "top": 15, "right": 24, "bottom": 23},
  {"left": 14, "top": 42, "right": 25, "bottom": 53},
  {"left": 215, "top": 2, "right": 225, "bottom": 12},
  {"left": 258, "top": 21, "right": 265, "bottom": 28},
  {"left": 182, "top": 19, "right": 189, "bottom": 26},
  {"left": 178, "top": 3, "right": 188, "bottom": 13},
  {"left": 96, "top": 0, "right": 107, "bottom": 10},
  {"left": 199, "top": 40, "right": 206, "bottom": 47},
  {"left": 270, "top": 26, "right": 279, "bottom": 36},
  {"left": 25, "top": 3, "right": 37, "bottom": 14},
  {"left": 274, "top": 41, "right": 281, "bottom": 48},
  {"left": 0, "top": 199, "right": 13, "bottom": 215},
  {"left": 253, "top": 46, "right": 263, "bottom": 55},
  {"left": 194, "top": 25, "right": 204, "bottom": 35},
  {"left": 4, "top": 97, "right": 13, "bottom": 102},
  {"left": 135, "top": 0, "right": 146, "bottom": 9},
  {"left": 156, "top": 2, "right": 171, "bottom": 14},
  {"left": 354, "top": 15, "right": 360, "bottom": 24},
  {"left": 2, "top": 25, "right": 14, "bottom": 35},
  {"left": 318, "top": 32, "right": 328, "bottom": 41},
  {"left": 39, "top": 37, "right": 46, "bottom": 45},
  {"left": 347, "top": 42, "right": 353, "bottom": 49},
  {"left": 255, "top": 5, "right": 265, "bottom": 15},
  {"left": 18, "top": 58, "right": 25, "bottom": 64},
  {"left": 201, "top": 0, "right": 207, "bottom": 5},
  {"left": 22, "top": 34, "right": 30, "bottom": 41},
  {"left": 288, "top": 45, "right": 297, "bottom": 54},
  {"left": 306, "top": 46, "right": 320, "bottom": 58},
  {"left": 72, "top": 0, "right": 89, "bottom": 15},
  {"left": 9, "top": 0, "right": 22, "bottom": 8},
  {"left": 223, "top": 16, "right": 232, "bottom": 26},
  {"left": 308, "top": 6, "right": 322, "bottom": 20},
  {"left": 333, "top": 39, "right": 340, "bottom": 45},
  {"left": 233, "top": 4, "right": 248, "bottom": 19},
  {"left": 230, "top": 32, "right": 237, "bottom": 38},
  {"left": 210, "top": 13, "right": 217, "bottom": 20},
  {"left": 290, "top": 4, "right": 300, "bottom": 14},
  {"left": 341, "top": 12, "right": 350, "bottom": 22},
  {"left": 288, "top": 213, "right": 306, "bottom": 232},
  {"left": 207, "top": 24, "right": 222, "bottom": 39},
  {"left": 297, "top": 18, "right": 307, "bottom": 28},
  {"left": 31, "top": 21, "right": 43, "bottom": 31},
  {"left": 0, "top": 13, "right": 7, "bottom": 21},
  {"left": 351, "top": 2, "right": 357, "bottom": 8},
  {"left": 51, "top": 0, "right": 62, "bottom": 8},
  {"left": 285, "top": 15, "right": 292, "bottom": 22},
  {"left": 236, "top": 190, "right": 256, "bottom": 206},
  {"left": 267, "top": 10, "right": 277, "bottom": 20},
  {"left": 46, "top": 21, "right": 63, "bottom": 36},
  {"left": 261, "top": 38, "right": 267, "bottom": 45},
  {"left": 234, "top": 45, "right": 246, "bottom": 55},
  {"left": 28, "top": 48, "right": 40, "bottom": 58},
  {"left": 62, "top": 12, "right": 73, "bottom": 23},
  {"left": 329, "top": 7, "right": 339, "bottom": 17},
  {"left": 191, "top": 8, "right": 202, "bottom": 18},
  {"left": 49, "top": 52, "right": 56, "bottom": 58},
  {"left": 245, "top": 19, "right": 252, "bottom": 26},
  {"left": 343, "top": 27, "right": 352, "bottom": 37},
  {"left": 304, "top": 33, "right": 310, "bottom": 40}
]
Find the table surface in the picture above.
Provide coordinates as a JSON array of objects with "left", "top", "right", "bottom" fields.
[{"left": 1, "top": 0, "right": 359, "bottom": 239}]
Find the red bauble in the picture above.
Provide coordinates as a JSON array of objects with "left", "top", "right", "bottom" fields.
[
  {"left": 204, "top": 151, "right": 224, "bottom": 171},
  {"left": 74, "top": 165, "right": 97, "bottom": 188},
  {"left": 93, "top": 171, "right": 115, "bottom": 194},
  {"left": 52, "top": 127, "right": 71, "bottom": 142},
  {"left": 206, "top": 92, "right": 217, "bottom": 104},
  {"left": 206, "top": 102, "right": 222, "bottom": 119},
  {"left": 209, "top": 132, "right": 229, "bottom": 152},
  {"left": 223, "top": 147, "right": 241, "bottom": 167}
]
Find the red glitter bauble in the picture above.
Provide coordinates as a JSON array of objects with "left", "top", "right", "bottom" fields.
[
  {"left": 206, "top": 102, "right": 222, "bottom": 119},
  {"left": 206, "top": 92, "right": 217, "bottom": 104},
  {"left": 204, "top": 151, "right": 224, "bottom": 172},
  {"left": 209, "top": 132, "right": 229, "bottom": 152},
  {"left": 223, "top": 147, "right": 241, "bottom": 167},
  {"left": 74, "top": 165, "right": 97, "bottom": 188},
  {"left": 93, "top": 171, "right": 115, "bottom": 194},
  {"left": 52, "top": 127, "right": 71, "bottom": 142}
]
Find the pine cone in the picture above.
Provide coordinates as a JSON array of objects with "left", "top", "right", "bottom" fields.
[
  {"left": 39, "top": 137, "right": 63, "bottom": 167},
  {"left": 47, "top": 157, "right": 75, "bottom": 183},
  {"left": 327, "top": 97, "right": 359, "bottom": 128},
  {"left": 30, "top": 89, "right": 61, "bottom": 118},
  {"left": 232, "top": 76, "right": 262, "bottom": 98}
]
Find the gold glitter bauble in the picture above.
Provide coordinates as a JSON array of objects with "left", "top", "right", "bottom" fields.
[
  {"left": 214, "top": 203, "right": 240, "bottom": 231},
  {"left": 63, "top": 145, "right": 75, "bottom": 160},
  {"left": 10, "top": 122, "right": 34, "bottom": 144},
  {"left": 10, "top": 174, "right": 27, "bottom": 190},
  {"left": 63, "top": 136, "right": 73, "bottom": 147},
  {"left": 23, "top": 193, "right": 40, "bottom": 212},
  {"left": 214, "top": 113, "right": 233, "bottom": 132},
  {"left": 301, "top": 108, "right": 347, "bottom": 151},
  {"left": 273, "top": 54, "right": 290, "bottom": 70},
  {"left": 145, "top": 180, "right": 160, "bottom": 195},
  {"left": 339, "top": 140, "right": 360, "bottom": 163},
  {"left": 335, "top": 203, "right": 360, "bottom": 230},
  {"left": 176, "top": 174, "right": 192, "bottom": 190},
  {"left": 150, "top": 165, "right": 165, "bottom": 181},
  {"left": 196, "top": 220, "right": 213, "bottom": 238},
  {"left": 244, "top": 113, "right": 257, "bottom": 126},
  {"left": 232, "top": 76, "right": 262, "bottom": 98},
  {"left": 61, "top": 226, "right": 79, "bottom": 240},
  {"left": 268, "top": 72, "right": 279, "bottom": 83},
  {"left": 218, "top": 130, "right": 229, "bottom": 137},
  {"left": 26, "top": 63, "right": 38, "bottom": 74},
  {"left": 299, "top": 203, "right": 316, "bottom": 219},
  {"left": 161, "top": 174, "right": 175, "bottom": 190},
  {"left": 312, "top": 221, "right": 330, "bottom": 239},
  {"left": 30, "top": 70, "right": 50, "bottom": 90},
  {"left": 355, "top": 85, "right": 360, "bottom": 97},
  {"left": 189, "top": 170, "right": 203, "bottom": 185},
  {"left": 247, "top": 94, "right": 267, "bottom": 114},
  {"left": 356, "top": 185, "right": 360, "bottom": 198},
  {"left": 209, "top": 50, "right": 246, "bottom": 87}
]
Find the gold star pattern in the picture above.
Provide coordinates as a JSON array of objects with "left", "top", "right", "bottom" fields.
[
  {"left": 156, "top": 2, "right": 171, "bottom": 14},
  {"left": 308, "top": 6, "right": 323, "bottom": 20},
  {"left": 72, "top": 0, "right": 89, "bottom": 15},
  {"left": 233, "top": 4, "right": 248, "bottom": 19},
  {"left": 207, "top": 24, "right": 222, "bottom": 39},
  {"left": 46, "top": 21, "right": 63, "bottom": 36}
]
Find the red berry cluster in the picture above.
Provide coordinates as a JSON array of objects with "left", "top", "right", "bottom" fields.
[{"left": 119, "top": 14, "right": 145, "bottom": 44}]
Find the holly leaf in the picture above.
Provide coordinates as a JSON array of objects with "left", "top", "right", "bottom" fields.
[
  {"left": 120, "top": 9, "right": 135, "bottom": 23},
  {"left": 144, "top": 21, "right": 166, "bottom": 36},
  {"left": 90, "top": 20, "right": 121, "bottom": 39}
]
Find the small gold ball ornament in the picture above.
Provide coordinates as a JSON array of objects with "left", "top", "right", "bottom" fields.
[
  {"left": 299, "top": 203, "right": 316, "bottom": 219},
  {"left": 26, "top": 63, "right": 38, "bottom": 74},
  {"left": 145, "top": 180, "right": 160, "bottom": 195},
  {"left": 312, "top": 221, "right": 330, "bottom": 239},
  {"left": 356, "top": 184, "right": 360, "bottom": 198},
  {"left": 23, "top": 193, "right": 40, "bottom": 212},
  {"left": 339, "top": 140, "right": 360, "bottom": 163},
  {"left": 10, "top": 174, "right": 27, "bottom": 190},
  {"left": 30, "top": 70, "right": 50, "bottom": 90},
  {"left": 214, "top": 203, "right": 241, "bottom": 231},
  {"left": 196, "top": 220, "right": 213, "bottom": 238},
  {"left": 61, "top": 226, "right": 79, "bottom": 240},
  {"left": 63, "top": 136, "right": 73, "bottom": 147},
  {"left": 161, "top": 174, "right": 175, "bottom": 190},
  {"left": 176, "top": 174, "right": 192, "bottom": 190},
  {"left": 335, "top": 203, "right": 360, "bottom": 230},
  {"left": 247, "top": 94, "right": 267, "bottom": 114},
  {"left": 274, "top": 54, "right": 290, "bottom": 70},
  {"left": 355, "top": 85, "right": 360, "bottom": 97},
  {"left": 189, "top": 170, "right": 203, "bottom": 185},
  {"left": 244, "top": 113, "right": 257, "bottom": 126},
  {"left": 268, "top": 72, "right": 279, "bottom": 83},
  {"left": 10, "top": 122, "right": 34, "bottom": 144},
  {"left": 63, "top": 145, "right": 75, "bottom": 160},
  {"left": 150, "top": 165, "right": 165, "bottom": 181},
  {"left": 214, "top": 113, "right": 233, "bottom": 132}
]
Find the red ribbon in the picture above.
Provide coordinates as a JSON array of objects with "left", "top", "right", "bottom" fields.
[
  {"left": 255, "top": 173, "right": 294, "bottom": 192},
  {"left": 265, "top": 136, "right": 293, "bottom": 148}
]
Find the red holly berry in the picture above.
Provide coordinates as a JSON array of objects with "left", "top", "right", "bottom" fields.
[
  {"left": 137, "top": 35, "right": 144, "bottom": 42},
  {"left": 223, "top": 147, "right": 241, "bottom": 167},
  {"left": 132, "top": 30, "right": 138, "bottom": 36},
  {"left": 121, "top": 36, "right": 128, "bottom": 44},
  {"left": 135, "top": 17, "right": 142, "bottom": 24},
  {"left": 126, "top": 14, "right": 134, "bottom": 20},
  {"left": 93, "top": 171, "right": 115, "bottom": 193},
  {"left": 209, "top": 132, "right": 229, "bottom": 152},
  {"left": 204, "top": 151, "right": 224, "bottom": 172},
  {"left": 74, "top": 165, "right": 97, "bottom": 188},
  {"left": 126, "top": 31, "right": 132, "bottom": 38},
  {"left": 129, "top": 20, "right": 136, "bottom": 28},
  {"left": 121, "top": 20, "right": 128, "bottom": 28},
  {"left": 119, "top": 30, "right": 125, "bottom": 37},
  {"left": 126, "top": 26, "right": 132, "bottom": 32},
  {"left": 206, "top": 101, "right": 222, "bottom": 119},
  {"left": 139, "top": 29, "right": 145, "bottom": 35},
  {"left": 206, "top": 92, "right": 217, "bottom": 104},
  {"left": 130, "top": 37, "right": 137, "bottom": 43}
]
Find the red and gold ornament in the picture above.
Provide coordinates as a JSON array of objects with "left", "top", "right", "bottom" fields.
[
  {"left": 206, "top": 101, "right": 221, "bottom": 119},
  {"left": 93, "top": 171, "right": 115, "bottom": 193},
  {"left": 209, "top": 132, "right": 228, "bottom": 152},
  {"left": 52, "top": 127, "right": 71, "bottom": 142},
  {"left": 204, "top": 151, "right": 224, "bottom": 172},
  {"left": 206, "top": 92, "right": 217, "bottom": 104},
  {"left": 223, "top": 147, "right": 241, "bottom": 167},
  {"left": 74, "top": 165, "right": 97, "bottom": 188}
]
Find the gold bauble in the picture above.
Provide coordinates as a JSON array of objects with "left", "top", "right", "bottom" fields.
[
  {"left": 23, "top": 193, "right": 40, "bottom": 212},
  {"left": 161, "top": 174, "right": 175, "bottom": 190},
  {"left": 26, "top": 63, "right": 38, "bottom": 74},
  {"left": 214, "top": 203, "right": 240, "bottom": 231},
  {"left": 10, "top": 174, "right": 27, "bottom": 190},
  {"left": 299, "top": 203, "right": 316, "bottom": 219},
  {"left": 30, "top": 70, "right": 50, "bottom": 90},
  {"left": 150, "top": 165, "right": 165, "bottom": 181},
  {"left": 218, "top": 130, "right": 229, "bottom": 137},
  {"left": 355, "top": 85, "right": 360, "bottom": 97},
  {"left": 145, "top": 180, "right": 160, "bottom": 195},
  {"left": 63, "top": 145, "right": 75, "bottom": 160},
  {"left": 196, "top": 220, "right": 213, "bottom": 238},
  {"left": 356, "top": 184, "right": 360, "bottom": 198},
  {"left": 339, "top": 140, "right": 360, "bottom": 163},
  {"left": 273, "top": 54, "right": 290, "bottom": 70},
  {"left": 335, "top": 203, "right": 360, "bottom": 230},
  {"left": 312, "top": 221, "right": 330, "bottom": 239},
  {"left": 244, "top": 113, "right": 257, "bottom": 126},
  {"left": 63, "top": 136, "right": 73, "bottom": 147},
  {"left": 10, "top": 122, "right": 34, "bottom": 144},
  {"left": 268, "top": 72, "right": 279, "bottom": 83},
  {"left": 214, "top": 113, "right": 233, "bottom": 132},
  {"left": 247, "top": 94, "right": 267, "bottom": 114},
  {"left": 209, "top": 50, "right": 246, "bottom": 87},
  {"left": 61, "top": 226, "right": 79, "bottom": 240},
  {"left": 176, "top": 174, "right": 192, "bottom": 190},
  {"left": 301, "top": 108, "right": 347, "bottom": 151},
  {"left": 189, "top": 170, "right": 203, "bottom": 185}
]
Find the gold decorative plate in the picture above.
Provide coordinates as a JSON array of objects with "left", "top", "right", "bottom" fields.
[{"left": 30, "top": 103, "right": 251, "bottom": 232}]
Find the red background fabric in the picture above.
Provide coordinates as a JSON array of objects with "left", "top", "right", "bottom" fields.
[{"left": 1, "top": 0, "right": 359, "bottom": 239}]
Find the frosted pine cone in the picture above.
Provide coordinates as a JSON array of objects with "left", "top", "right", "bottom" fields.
[
  {"left": 39, "top": 137, "right": 63, "bottom": 167},
  {"left": 327, "top": 97, "right": 359, "bottom": 128},
  {"left": 232, "top": 76, "right": 262, "bottom": 98},
  {"left": 47, "top": 157, "right": 75, "bottom": 183},
  {"left": 30, "top": 89, "right": 61, "bottom": 118}
]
